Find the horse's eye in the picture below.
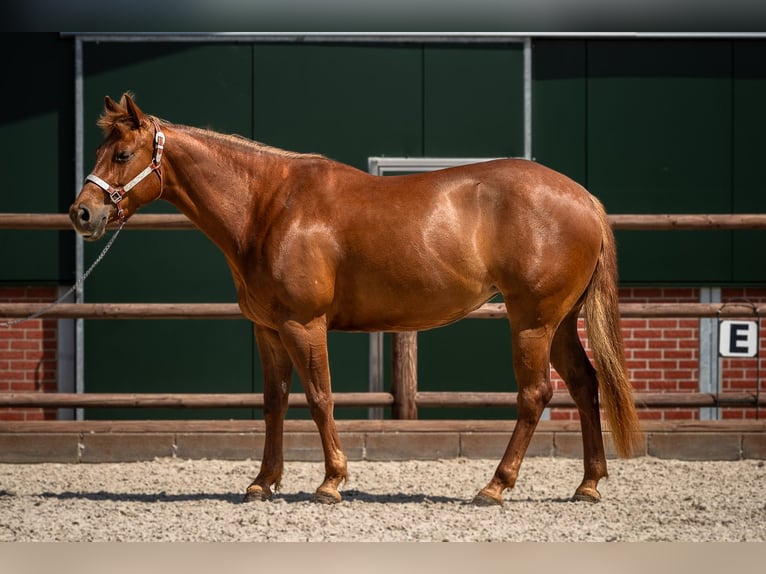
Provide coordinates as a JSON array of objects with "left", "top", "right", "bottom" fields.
[{"left": 115, "top": 150, "right": 133, "bottom": 163}]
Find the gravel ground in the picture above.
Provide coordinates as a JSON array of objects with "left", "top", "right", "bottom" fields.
[{"left": 1, "top": 456, "right": 764, "bottom": 542}]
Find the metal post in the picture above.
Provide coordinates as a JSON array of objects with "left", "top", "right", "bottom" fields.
[
  {"left": 74, "top": 36, "right": 85, "bottom": 421},
  {"left": 368, "top": 330, "right": 384, "bottom": 419},
  {"left": 523, "top": 36, "right": 533, "bottom": 161},
  {"left": 699, "top": 287, "right": 721, "bottom": 420}
]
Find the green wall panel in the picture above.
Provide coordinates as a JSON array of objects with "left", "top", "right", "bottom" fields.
[
  {"left": 252, "top": 44, "right": 423, "bottom": 170},
  {"left": 0, "top": 34, "right": 74, "bottom": 283},
  {"left": 587, "top": 41, "right": 733, "bottom": 283},
  {"left": 416, "top": 320, "right": 516, "bottom": 420},
  {"left": 732, "top": 41, "right": 766, "bottom": 283},
  {"left": 423, "top": 45, "right": 524, "bottom": 157},
  {"left": 533, "top": 40, "right": 764, "bottom": 285},
  {"left": 532, "top": 40, "right": 587, "bottom": 184}
]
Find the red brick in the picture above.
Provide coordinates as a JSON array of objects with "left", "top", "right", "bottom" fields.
[
  {"left": 20, "top": 346, "right": 44, "bottom": 356},
  {"left": 662, "top": 288, "right": 699, "bottom": 300},
  {"left": 10, "top": 361, "right": 40, "bottom": 371},
  {"left": 648, "top": 319, "right": 679, "bottom": 329},
  {"left": 624, "top": 339, "right": 648, "bottom": 349},
  {"left": 664, "top": 371, "right": 696, "bottom": 381},
  {"left": 633, "top": 370, "right": 663, "bottom": 380},
  {"left": 678, "top": 360, "right": 698, "bottom": 370},
  {"left": 648, "top": 339, "right": 678, "bottom": 349},
  {"left": 662, "top": 410, "right": 695, "bottom": 420},
  {"left": 664, "top": 350, "right": 694, "bottom": 359},
  {"left": 634, "top": 329, "right": 663, "bottom": 339},
  {"left": 652, "top": 360, "right": 681, "bottom": 370}
]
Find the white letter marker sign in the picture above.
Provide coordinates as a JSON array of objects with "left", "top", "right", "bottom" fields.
[{"left": 719, "top": 321, "right": 759, "bottom": 358}]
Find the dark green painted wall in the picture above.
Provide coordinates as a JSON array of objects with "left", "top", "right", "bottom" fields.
[
  {"left": 533, "top": 39, "right": 766, "bottom": 285},
  {"left": 0, "top": 33, "right": 74, "bottom": 283}
]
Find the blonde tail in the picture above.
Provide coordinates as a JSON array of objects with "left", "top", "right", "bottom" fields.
[{"left": 583, "top": 196, "right": 643, "bottom": 457}]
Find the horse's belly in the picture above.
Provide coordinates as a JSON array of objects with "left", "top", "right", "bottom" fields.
[{"left": 327, "top": 285, "right": 498, "bottom": 332}]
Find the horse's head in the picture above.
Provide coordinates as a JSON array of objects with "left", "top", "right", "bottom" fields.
[{"left": 69, "top": 93, "right": 165, "bottom": 241}]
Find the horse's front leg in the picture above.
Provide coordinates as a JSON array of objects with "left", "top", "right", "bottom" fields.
[
  {"left": 244, "top": 325, "right": 294, "bottom": 502},
  {"left": 278, "top": 315, "right": 347, "bottom": 504}
]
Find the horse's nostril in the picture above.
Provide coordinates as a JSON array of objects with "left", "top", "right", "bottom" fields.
[{"left": 78, "top": 206, "right": 91, "bottom": 223}]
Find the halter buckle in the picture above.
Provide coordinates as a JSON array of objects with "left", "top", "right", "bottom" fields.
[
  {"left": 109, "top": 188, "right": 125, "bottom": 204},
  {"left": 154, "top": 130, "right": 165, "bottom": 164}
]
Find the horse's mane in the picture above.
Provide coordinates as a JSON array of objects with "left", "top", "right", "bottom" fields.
[
  {"left": 97, "top": 94, "right": 325, "bottom": 162},
  {"left": 179, "top": 125, "right": 326, "bottom": 161}
]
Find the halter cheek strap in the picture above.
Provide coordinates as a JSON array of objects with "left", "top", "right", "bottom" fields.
[{"left": 85, "top": 118, "right": 165, "bottom": 222}]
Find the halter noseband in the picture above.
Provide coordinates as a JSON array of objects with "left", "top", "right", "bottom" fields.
[{"left": 85, "top": 117, "right": 166, "bottom": 222}]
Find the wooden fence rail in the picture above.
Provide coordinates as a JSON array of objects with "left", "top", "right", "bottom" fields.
[
  {"left": 1, "top": 391, "right": 762, "bottom": 410},
  {"left": 3, "top": 212, "right": 766, "bottom": 231},
  {"left": 1, "top": 302, "right": 764, "bottom": 320}
]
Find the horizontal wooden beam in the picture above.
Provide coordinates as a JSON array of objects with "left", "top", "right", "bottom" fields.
[
  {"left": 2, "top": 301, "right": 764, "bottom": 320},
  {"left": 609, "top": 213, "right": 766, "bottom": 230},
  {"left": 1, "top": 391, "right": 762, "bottom": 409},
  {"left": 0, "top": 392, "right": 394, "bottom": 409},
  {"left": 0, "top": 213, "right": 193, "bottom": 230},
  {"left": 0, "top": 418, "right": 764, "bottom": 435},
  {"left": 3, "top": 213, "right": 766, "bottom": 231},
  {"left": 416, "top": 391, "right": 764, "bottom": 408},
  {"left": 0, "top": 302, "right": 244, "bottom": 320}
]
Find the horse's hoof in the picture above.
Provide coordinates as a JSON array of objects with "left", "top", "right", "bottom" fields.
[
  {"left": 571, "top": 487, "right": 601, "bottom": 503},
  {"left": 243, "top": 484, "right": 272, "bottom": 502},
  {"left": 313, "top": 488, "right": 342, "bottom": 504},
  {"left": 471, "top": 491, "right": 504, "bottom": 507}
]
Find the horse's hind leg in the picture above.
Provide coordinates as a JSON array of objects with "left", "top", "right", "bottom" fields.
[
  {"left": 474, "top": 321, "right": 554, "bottom": 506},
  {"left": 244, "top": 326, "right": 294, "bottom": 502},
  {"left": 550, "top": 311, "right": 608, "bottom": 502}
]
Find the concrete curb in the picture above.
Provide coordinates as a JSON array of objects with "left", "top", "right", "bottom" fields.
[{"left": 1, "top": 424, "right": 763, "bottom": 463}]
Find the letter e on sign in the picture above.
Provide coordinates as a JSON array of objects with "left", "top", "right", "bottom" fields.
[{"left": 718, "top": 321, "right": 758, "bottom": 358}]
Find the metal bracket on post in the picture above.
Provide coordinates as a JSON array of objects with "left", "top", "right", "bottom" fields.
[{"left": 699, "top": 287, "right": 721, "bottom": 421}]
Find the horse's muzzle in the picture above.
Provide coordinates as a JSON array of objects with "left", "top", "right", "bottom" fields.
[{"left": 69, "top": 202, "right": 111, "bottom": 241}]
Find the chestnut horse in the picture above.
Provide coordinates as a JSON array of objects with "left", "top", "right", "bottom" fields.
[{"left": 70, "top": 94, "right": 641, "bottom": 505}]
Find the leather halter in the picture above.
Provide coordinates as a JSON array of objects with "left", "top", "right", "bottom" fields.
[{"left": 85, "top": 117, "right": 166, "bottom": 222}]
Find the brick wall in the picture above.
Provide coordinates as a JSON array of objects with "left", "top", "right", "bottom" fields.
[
  {"left": 551, "top": 287, "right": 766, "bottom": 422},
  {"left": 0, "top": 287, "right": 58, "bottom": 421}
]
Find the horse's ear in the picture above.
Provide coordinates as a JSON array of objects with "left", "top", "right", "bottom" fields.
[
  {"left": 122, "top": 93, "right": 147, "bottom": 129},
  {"left": 104, "top": 95, "right": 121, "bottom": 114}
]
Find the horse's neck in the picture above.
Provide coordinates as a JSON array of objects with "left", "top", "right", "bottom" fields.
[{"left": 161, "top": 126, "right": 265, "bottom": 255}]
